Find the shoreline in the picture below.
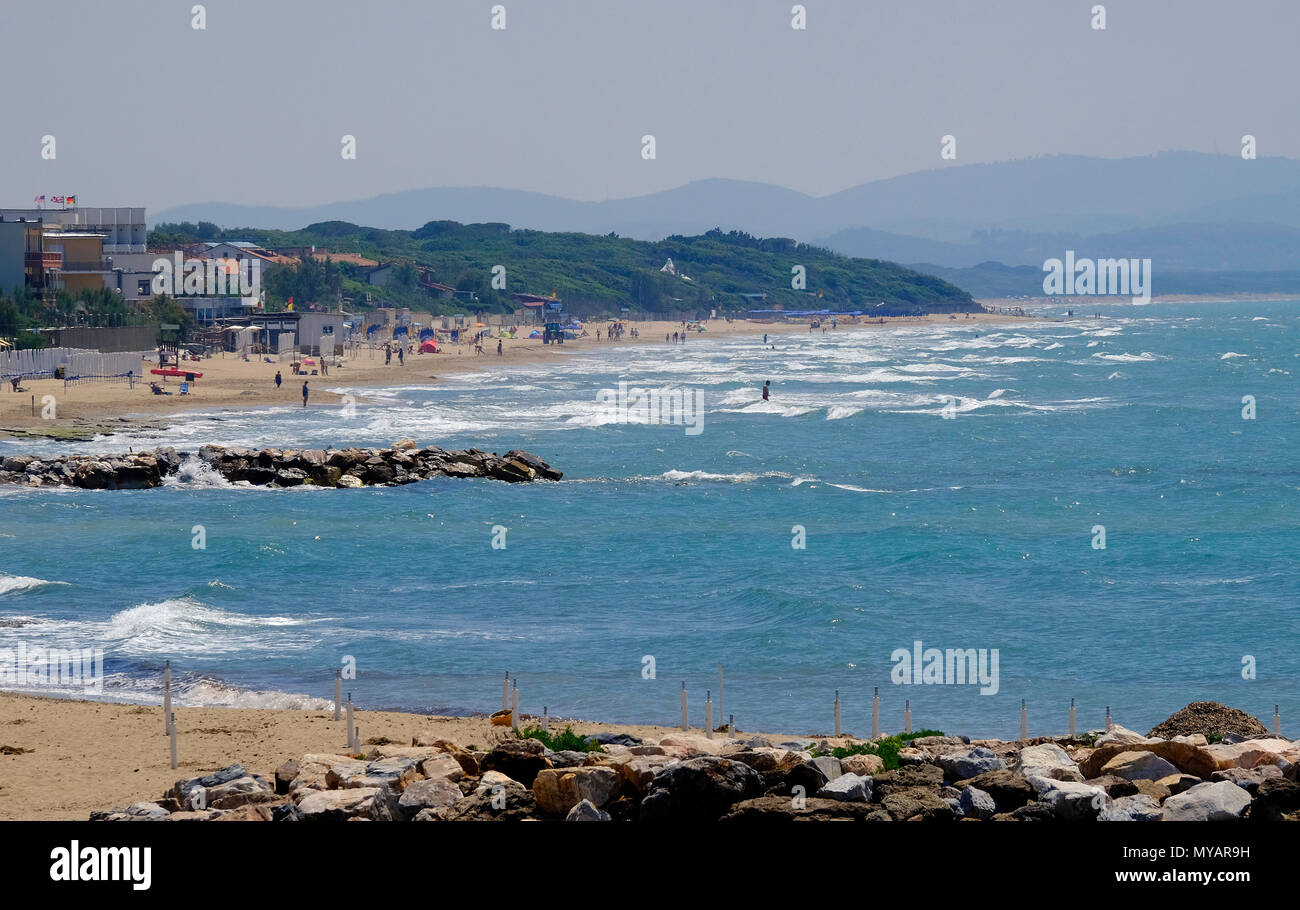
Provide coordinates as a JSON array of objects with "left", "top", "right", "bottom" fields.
[{"left": 0, "top": 313, "right": 1030, "bottom": 442}]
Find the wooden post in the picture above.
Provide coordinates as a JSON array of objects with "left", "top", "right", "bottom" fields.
[
  {"left": 162, "top": 660, "right": 172, "bottom": 734},
  {"left": 1020, "top": 699, "right": 1027, "bottom": 741},
  {"left": 728, "top": 714, "right": 734, "bottom": 739},
  {"left": 834, "top": 689, "right": 841, "bottom": 737},
  {"left": 333, "top": 669, "right": 342, "bottom": 722},
  {"left": 512, "top": 678, "right": 519, "bottom": 730},
  {"left": 872, "top": 686, "right": 880, "bottom": 740},
  {"left": 1069, "top": 698, "right": 1076, "bottom": 738},
  {"left": 345, "top": 693, "right": 355, "bottom": 751},
  {"left": 168, "top": 712, "right": 177, "bottom": 770},
  {"left": 680, "top": 682, "right": 688, "bottom": 731},
  {"left": 705, "top": 690, "right": 713, "bottom": 740},
  {"left": 542, "top": 706, "right": 549, "bottom": 734}
]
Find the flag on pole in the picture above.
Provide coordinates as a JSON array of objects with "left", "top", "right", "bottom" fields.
[
  {"left": 65, "top": 195, "right": 76, "bottom": 206},
  {"left": 34, "top": 195, "right": 45, "bottom": 206}
]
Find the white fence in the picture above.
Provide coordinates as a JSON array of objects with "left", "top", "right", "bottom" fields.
[{"left": 0, "top": 347, "right": 146, "bottom": 385}]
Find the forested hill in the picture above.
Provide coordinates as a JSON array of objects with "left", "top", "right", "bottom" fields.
[{"left": 149, "top": 220, "right": 981, "bottom": 316}]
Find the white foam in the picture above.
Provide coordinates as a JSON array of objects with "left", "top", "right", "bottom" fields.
[{"left": 0, "top": 574, "right": 67, "bottom": 596}]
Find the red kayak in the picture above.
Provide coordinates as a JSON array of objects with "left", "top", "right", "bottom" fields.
[{"left": 150, "top": 368, "right": 203, "bottom": 378}]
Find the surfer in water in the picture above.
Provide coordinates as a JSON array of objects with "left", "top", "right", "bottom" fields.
[{"left": 762, "top": 380, "right": 770, "bottom": 401}]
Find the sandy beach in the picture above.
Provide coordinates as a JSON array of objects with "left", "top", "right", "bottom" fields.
[{"left": 0, "top": 313, "right": 1029, "bottom": 440}]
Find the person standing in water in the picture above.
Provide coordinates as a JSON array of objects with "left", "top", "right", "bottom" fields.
[
  {"left": 762, "top": 380, "right": 770, "bottom": 401},
  {"left": 301, "top": 380, "right": 309, "bottom": 407}
]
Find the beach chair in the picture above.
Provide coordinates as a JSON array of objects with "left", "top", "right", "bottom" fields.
[{"left": 180, "top": 382, "right": 190, "bottom": 395}]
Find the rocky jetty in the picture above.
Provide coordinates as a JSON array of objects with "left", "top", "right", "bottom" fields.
[
  {"left": 0, "top": 439, "right": 561, "bottom": 489},
  {"left": 91, "top": 704, "right": 1300, "bottom": 822}
]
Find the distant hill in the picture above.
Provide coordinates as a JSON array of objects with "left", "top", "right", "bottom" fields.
[
  {"left": 153, "top": 152, "right": 1300, "bottom": 246},
  {"left": 152, "top": 220, "right": 978, "bottom": 315}
]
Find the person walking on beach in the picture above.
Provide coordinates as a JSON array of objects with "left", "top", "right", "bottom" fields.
[
  {"left": 762, "top": 380, "right": 770, "bottom": 401},
  {"left": 301, "top": 380, "right": 309, "bottom": 407},
  {"left": 275, "top": 370, "right": 282, "bottom": 390},
  {"left": 497, "top": 339, "right": 503, "bottom": 356},
  {"left": 398, "top": 346, "right": 404, "bottom": 366}
]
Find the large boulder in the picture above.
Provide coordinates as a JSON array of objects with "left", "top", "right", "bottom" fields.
[
  {"left": 1204, "top": 738, "right": 1297, "bottom": 772},
  {"left": 958, "top": 768, "right": 1036, "bottom": 811},
  {"left": 938, "top": 746, "right": 1005, "bottom": 780},
  {"left": 639, "top": 757, "right": 764, "bottom": 821},
  {"left": 1249, "top": 779, "right": 1300, "bottom": 821},
  {"left": 722, "top": 795, "right": 889, "bottom": 822},
  {"left": 565, "top": 799, "right": 611, "bottom": 821},
  {"left": 396, "top": 778, "right": 463, "bottom": 820},
  {"left": 1028, "top": 777, "right": 1108, "bottom": 820},
  {"left": 480, "top": 739, "right": 553, "bottom": 787},
  {"left": 295, "top": 787, "right": 381, "bottom": 821},
  {"left": 881, "top": 787, "right": 956, "bottom": 822},
  {"left": 532, "top": 766, "right": 622, "bottom": 816},
  {"left": 1098, "top": 794, "right": 1164, "bottom": 822},
  {"left": 1162, "top": 780, "right": 1252, "bottom": 821},
  {"left": 815, "top": 773, "right": 873, "bottom": 803},
  {"left": 1099, "top": 750, "right": 1181, "bottom": 782},
  {"left": 958, "top": 785, "right": 997, "bottom": 820},
  {"left": 1016, "top": 743, "right": 1083, "bottom": 782}
]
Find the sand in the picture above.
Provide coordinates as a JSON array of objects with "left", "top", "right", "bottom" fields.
[
  {"left": 0, "top": 313, "right": 1028, "bottom": 439},
  {"left": 0, "top": 691, "right": 808, "bottom": 820}
]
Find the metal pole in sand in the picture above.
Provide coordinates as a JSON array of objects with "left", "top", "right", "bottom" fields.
[
  {"left": 1069, "top": 698, "right": 1076, "bottom": 738},
  {"left": 680, "top": 682, "right": 688, "bottom": 731},
  {"left": 345, "top": 693, "right": 355, "bottom": 751},
  {"left": 728, "top": 714, "right": 734, "bottom": 739},
  {"left": 1105, "top": 705, "right": 1113, "bottom": 732},
  {"left": 1274, "top": 704, "right": 1281, "bottom": 737},
  {"left": 1020, "top": 699, "right": 1028, "bottom": 741},
  {"left": 542, "top": 706, "right": 549, "bottom": 735},
  {"left": 168, "top": 712, "right": 177, "bottom": 770},
  {"left": 705, "top": 690, "right": 713, "bottom": 739},
  {"left": 904, "top": 699, "right": 912, "bottom": 735},
  {"left": 872, "top": 687, "right": 880, "bottom": 740},
  {"left": 834, "top": 690, "right": 841, "bottom": 737},
  {"left": 163, "top": 660, "right": 172, "bottom": 734},
  {"left": 502, "top": 671, "right": 510, "bottom": 711},
  {"left": 333, "top": 669, "right": 342, "bottom": 721},
  {"left": 512, "top": 678, "right": 520, "bottom": 729}
]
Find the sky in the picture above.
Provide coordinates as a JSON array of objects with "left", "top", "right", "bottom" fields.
[{"left": 1, "top": 0, "right": 1297, "bottom": 212}]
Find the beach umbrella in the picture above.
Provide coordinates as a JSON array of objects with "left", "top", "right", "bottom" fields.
[{"left": 419, "top": 340, "right": 439, "bottom": 353}]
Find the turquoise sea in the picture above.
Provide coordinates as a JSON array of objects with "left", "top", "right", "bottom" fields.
[{"left": 2, "top": 300, "right": 1297, "bottom": 739}]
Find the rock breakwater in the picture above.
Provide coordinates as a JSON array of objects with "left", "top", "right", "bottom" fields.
[{"left": 0, "top": 439, "right": 561, "bottom": 489}]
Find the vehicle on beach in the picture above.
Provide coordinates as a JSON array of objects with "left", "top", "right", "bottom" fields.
[{"left": 542, "top": 322, "right": 565, "bottom": 344}]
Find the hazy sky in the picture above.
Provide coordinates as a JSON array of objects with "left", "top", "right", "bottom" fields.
[{"left": 2, "top": 0, "right": 1296, "bottom": 212}]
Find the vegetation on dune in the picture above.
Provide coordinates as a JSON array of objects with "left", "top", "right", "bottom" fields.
[
  {"left": 149, "top": 220, "right": 979, "bottom": 317},
  {"left": 514, "top": 724, "right": 605, "bottom": 754}
]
